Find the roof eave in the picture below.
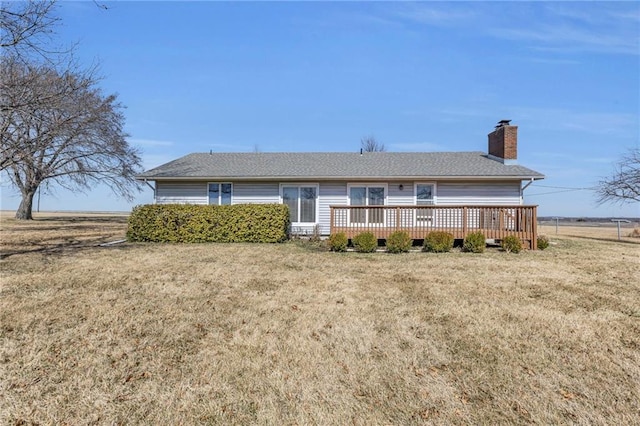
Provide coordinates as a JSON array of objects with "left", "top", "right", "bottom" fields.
[{"left": 137, "top": 174, "right": 545, "bottom": 181}]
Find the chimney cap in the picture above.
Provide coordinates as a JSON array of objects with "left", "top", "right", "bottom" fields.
[{"left": 495, "top": 119, "right": 512, "bottom": 128}]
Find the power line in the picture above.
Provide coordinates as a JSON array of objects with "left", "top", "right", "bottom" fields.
[
  {"left": 530, "top": 184, "right": 597, "bottom": 190},
  {"left": 527, "top": 184, "right": 598, "bottom": 197},
  {"left": 527, "top": 188, "right": 594, "bottom": 196}
]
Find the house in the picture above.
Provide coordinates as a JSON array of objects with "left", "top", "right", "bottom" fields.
[{"left": 137, "top": 120, "right": 545, "bottom": 248}]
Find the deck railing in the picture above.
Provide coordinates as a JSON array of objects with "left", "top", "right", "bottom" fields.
[{"left": 330, "top": 205, "right": 538, "bottom": 249}]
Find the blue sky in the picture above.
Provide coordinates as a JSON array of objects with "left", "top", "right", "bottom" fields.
[{"left": 1, "top": 1, "right": 638, "bottom": 217}]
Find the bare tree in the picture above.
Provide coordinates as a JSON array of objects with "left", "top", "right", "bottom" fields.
[
  {"left": 1, "top": 57, "right": 142, "bottom": 220},
  {"left": 1, "top": 1, "right": 62, "bottom": 170},
  {"left": 1, "top": 55, "right": 67, "bottom": 170},
  {"left": 596, "top": 148, "right": 640, "bottom": 205},
  {"left": 361, "top": 135, "right": 386, "bottom": 152},
  {"left": 1, "top": 0, "right": 59, "bottom": 58}
]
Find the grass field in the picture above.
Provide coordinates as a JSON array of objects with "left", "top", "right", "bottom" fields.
[{"left": 1, "top": 212, "right": 639, "bottom": 424}]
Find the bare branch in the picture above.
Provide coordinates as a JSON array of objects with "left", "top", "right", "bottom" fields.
[
  {"left": 595, "top": 148, "right": 640, "bottom": 205},
  {"left": 360, "top": 135, "right": 386, "bottom": 152},
  {"left": 0, "top": 0, "right": 59, "bottom": 59},
  {"left": 93, "top": 1, "right": 109, "bottom": 11}
]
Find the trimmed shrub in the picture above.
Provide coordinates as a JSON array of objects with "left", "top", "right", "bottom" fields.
[
  {"left": 537, "top": 234, "right": 550, "bottom": 250},
  {"left": 501, "top": 235, "right": 523, "bottom": 253},
  {"left": 127, "top": 203, "right": 289, "bottom": 243},
  {"left": 352, "top": 232, "right": 378, "bottom": 253},
  {"left": 328, "top": 232, "right": 348, "bottom": 252},
  {"left": 463, "top": 231, "right": 486, "bottom": 253},
  {"left": 386, "top": 231, "right": 412, "bottom": 253},
  {"left": 423, "top": 231, "right": 454, "bottom": 253}
]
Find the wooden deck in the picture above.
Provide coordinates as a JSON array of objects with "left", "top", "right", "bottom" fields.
[{"left": 330, "top": 205, "right": 539, "bottom": 250}]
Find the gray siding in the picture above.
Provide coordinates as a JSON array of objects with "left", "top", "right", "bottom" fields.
[
  {"left": 387, "top": 181, "right": 415, "bottom": 205},
  {"left": 156, "top": 181, "right": 207, "bottom": 205},
  {"left": 318, "top": 182, "right": 348, "bottom": 235},
  {"left": 437, "top": 182, "right": 521, "bottom": 205},
  {"left": 233, "top": 182, "right": 279, "bottom": 204},
  {"left": 154, "top": 179, "right": 523, "bottom": 235},
  {"left": 155, "top": 181, "right": 280, "bottom": 205}
]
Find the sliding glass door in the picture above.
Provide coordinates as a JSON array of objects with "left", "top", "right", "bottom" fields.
[
  {"left": 282, "top": 185, "right": 317, "bottom": 225},
  {"left": 349, "top": 185, "right": 385, "bottom": 225}
]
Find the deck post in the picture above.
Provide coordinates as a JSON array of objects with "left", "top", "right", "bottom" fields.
[
  {"left": 531, "top": 206, "right": 537, "bottom": 250},
  {"left": 462, "top": 207, "right": 468, "bottom": 236},
  {"left": 330, "top": 207, "right": 335, "bottom": 235},
  {"left": 396, "top": 206, "right": 400, "bottom": 230}
]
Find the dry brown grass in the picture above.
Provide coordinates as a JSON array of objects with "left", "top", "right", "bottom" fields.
[
  {"left": 0, "top": 211, "right": 129, "bottom": 258},
  {"left": 539, "top": 223, "right": 640, "bottom": 244},
  {"left": 1, "top": 212, "right": 639, "bottom": 424}
]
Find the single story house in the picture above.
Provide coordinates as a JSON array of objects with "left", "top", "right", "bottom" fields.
[{"left": 137, "top": 120, "right": 545, "bottom": 248}]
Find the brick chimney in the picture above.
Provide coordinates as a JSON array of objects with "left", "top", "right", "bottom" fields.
[{"left": 488, "top": 119, "right": 517, "bottom": 164}]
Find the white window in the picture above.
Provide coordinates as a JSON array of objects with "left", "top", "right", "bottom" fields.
[
  {"left": 415, "top": 183, "right": 436, "bottom": 222},
  {"left": 280, "top": 184, "right": 318, "bottom": 224},
  {"left": 209, "top": 183, "right": 232, "bottom": 205},
  {"left": 415, "top": 183, "right": 436, "bottom": 205},
  {"left": 347, "top": 184, "right": 387, "bottom": 224}
]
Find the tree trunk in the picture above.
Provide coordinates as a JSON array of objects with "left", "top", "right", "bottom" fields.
[{"left": 15, "top": 188, "right": 37, "bottom": 220}]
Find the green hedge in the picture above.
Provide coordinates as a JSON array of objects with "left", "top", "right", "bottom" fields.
[
  {"left": 537, "top": 235, "right": 550, "bottom": 250},
  {"left": 423, "top": 231, "right": 454, "bottom": 253},
  {"left": 386, "top": 231, "right": 412, "bottom": 253},
  {"left": 501, "top": 235, "right": 523, "bottom": 253},
  {"left": 352, "top": 232, "right": 378, "bottom": 253},
  {"left": 328, "top": 232, "right": 348, "bottom": 252},
  {"left": 463, "top": 231, "right": 486, "bottom": 253},
  {"left": 127, "top": 204, "right": 290, "bottom": 243}
]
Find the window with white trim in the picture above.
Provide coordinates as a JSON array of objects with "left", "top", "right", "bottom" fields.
[
  {"left": 415, "top": 183, "right": 436, "bottom": 222},
  {"left": 281, "top": 185, "right": 318, "bottom": 224},
  {"left": 416, "top": 183, "right": 435, "bottom": 205},
  {"left": 348, "top": 184, "right": 387, "bottom": 224},
  {"left": 209, "top": 183, "right": 232, "bottom": 205}
]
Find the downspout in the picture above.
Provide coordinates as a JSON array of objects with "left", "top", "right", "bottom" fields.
[{"left": 143, "top": 179, "right": 156, "bottom": 203}]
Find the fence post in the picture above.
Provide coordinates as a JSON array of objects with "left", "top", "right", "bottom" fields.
[{"left": 611, "top": 219, "right": 630, "bottom": 240}]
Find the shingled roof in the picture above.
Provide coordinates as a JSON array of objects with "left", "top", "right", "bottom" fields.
[{"left": 137, "top": 152, "right": 544, "bottom": 181}]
